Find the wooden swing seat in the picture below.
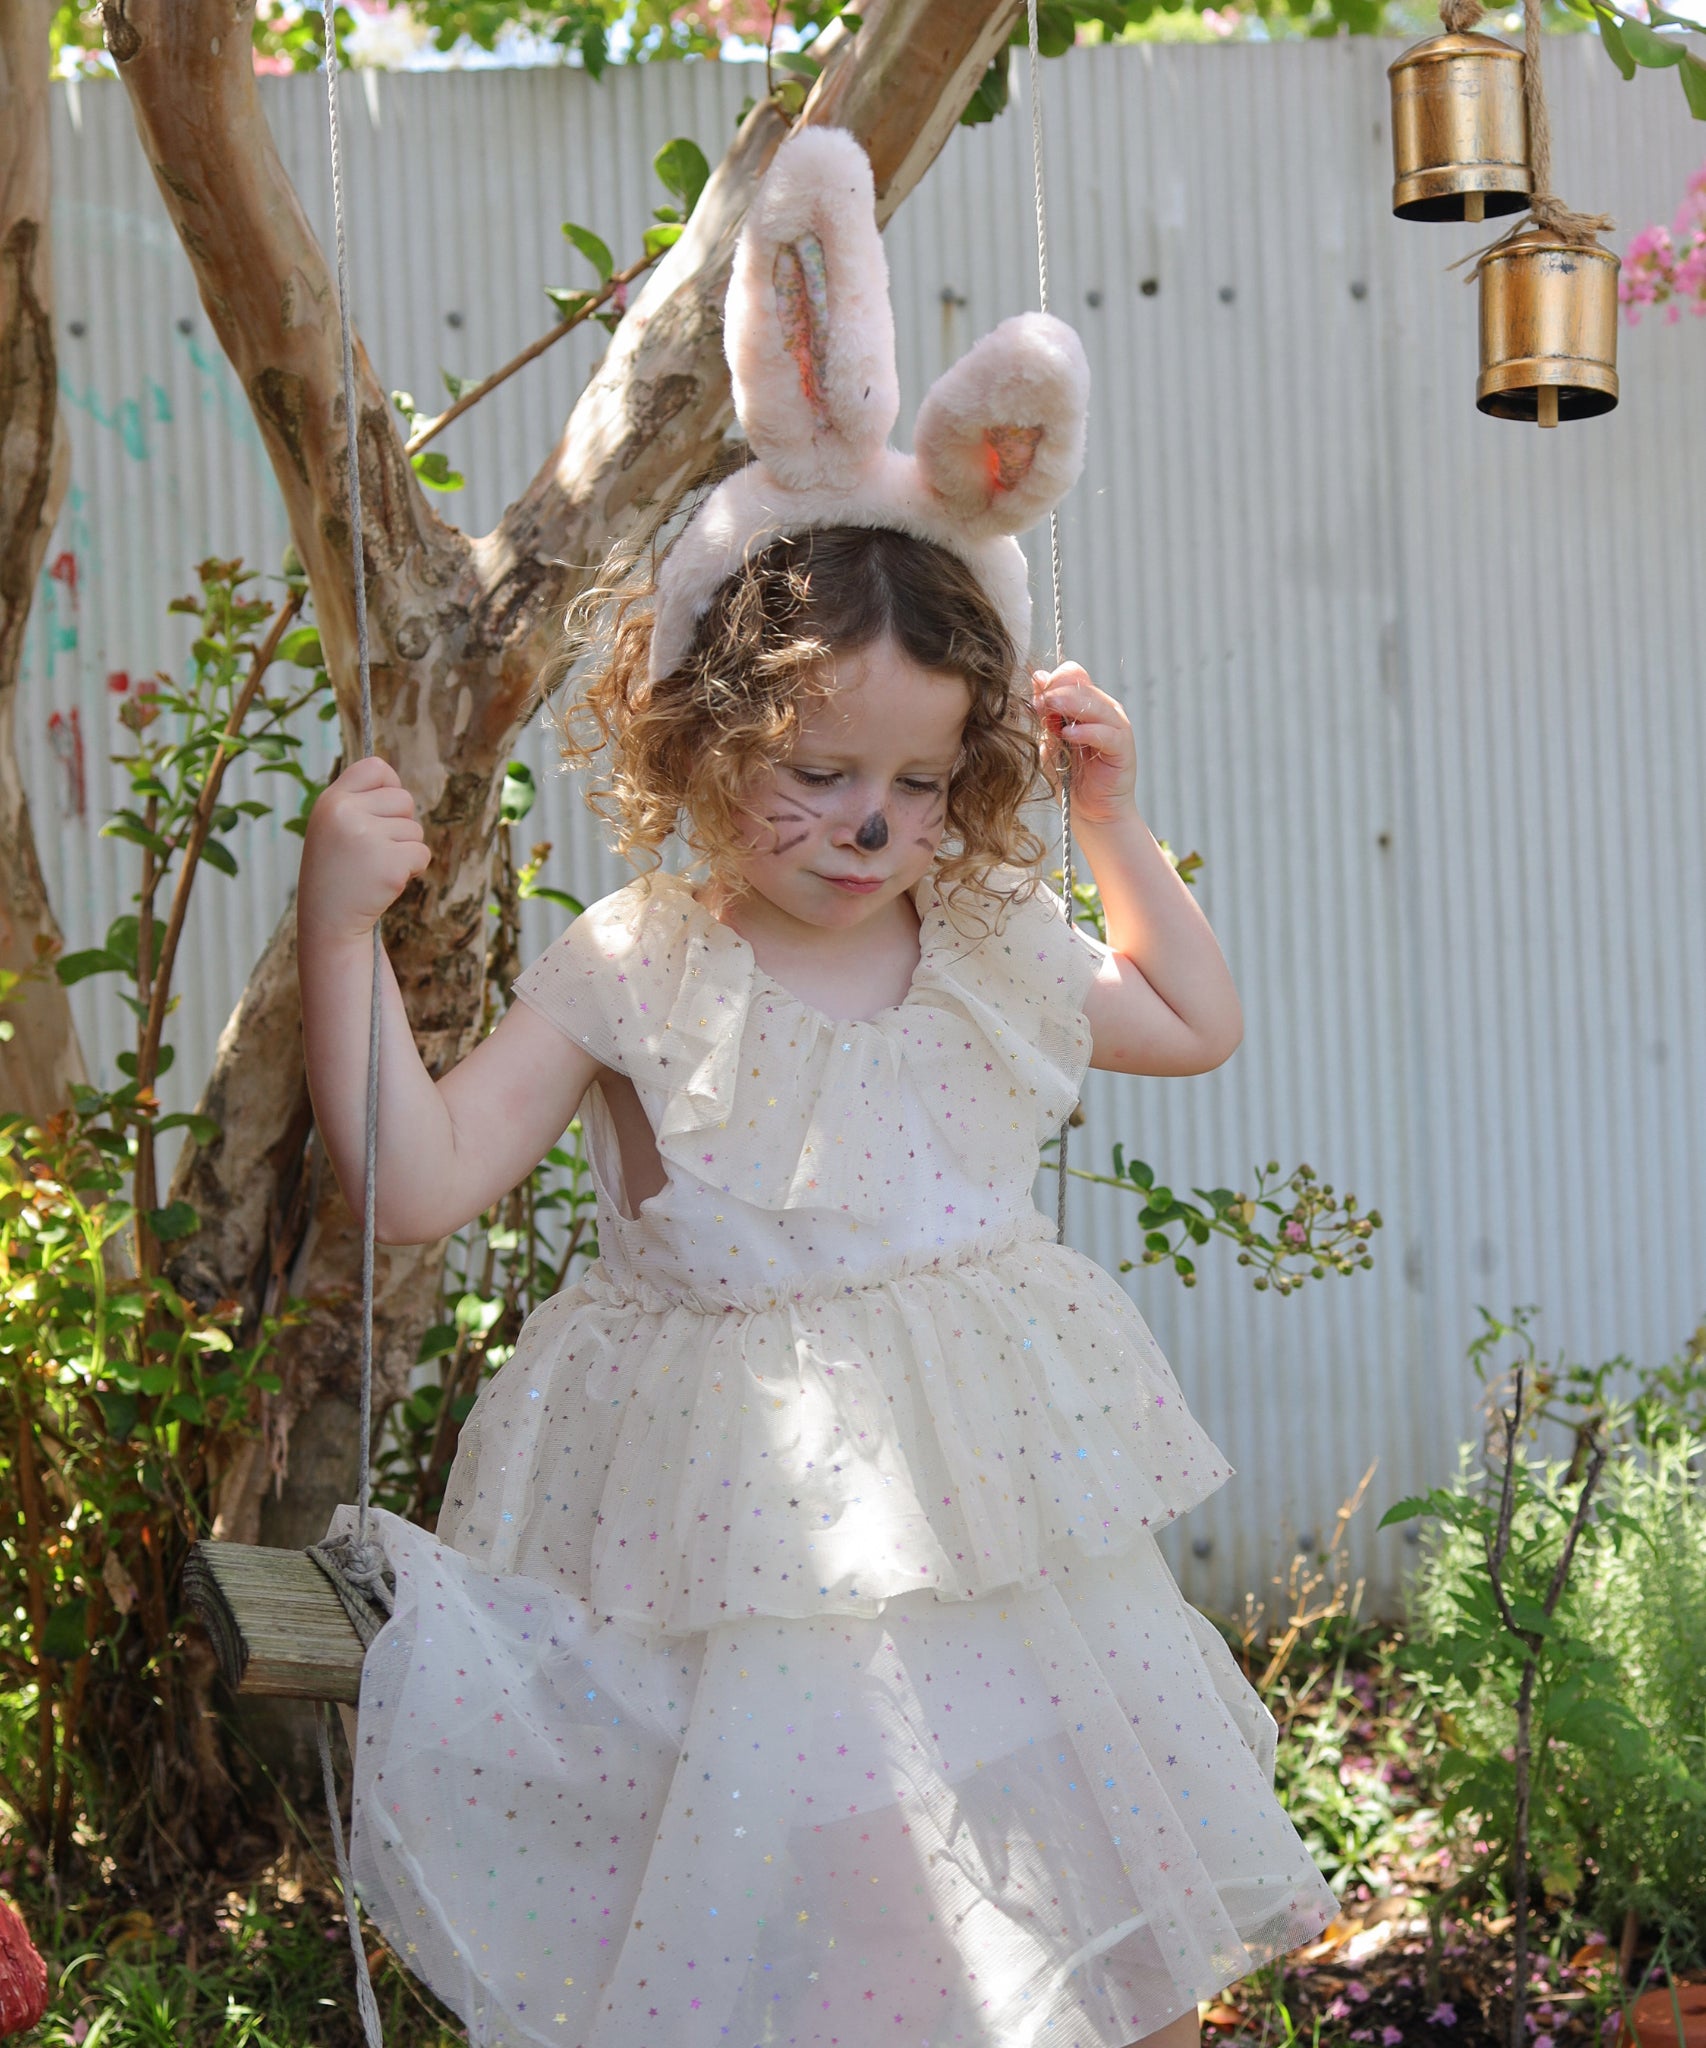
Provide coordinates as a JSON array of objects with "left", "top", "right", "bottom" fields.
[{"left": 184, "top": 1539, "right": 367, "bottom": 1704}]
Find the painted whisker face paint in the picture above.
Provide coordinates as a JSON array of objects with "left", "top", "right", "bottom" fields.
[{"left": 723, "top": 637, "right": 972, "bottom": 937}]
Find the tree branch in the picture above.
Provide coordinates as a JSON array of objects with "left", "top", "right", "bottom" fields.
[{"left": 0, "top": 0, "right": 87, "bottom": 1124}]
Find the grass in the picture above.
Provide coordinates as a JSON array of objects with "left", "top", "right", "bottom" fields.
[{"left": 7, "top": 1867, "right": 463, "bottom": 2048}]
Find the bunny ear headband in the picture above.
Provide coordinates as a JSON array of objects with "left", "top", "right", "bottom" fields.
[{"left": 647, "top": 126, "right": 1092, "bottom": 683}]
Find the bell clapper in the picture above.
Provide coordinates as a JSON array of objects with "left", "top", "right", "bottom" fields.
[
  {"left": 1465, "top": 190, "right": 1485, "bottom": 223},
  {"left": 1538, "top": 384, "right": 1560, "bottom": 428}
]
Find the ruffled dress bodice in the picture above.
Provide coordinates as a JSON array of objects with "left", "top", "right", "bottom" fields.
[{"left": 438, "top": 867, "right": 1233, "bottom": 1634}]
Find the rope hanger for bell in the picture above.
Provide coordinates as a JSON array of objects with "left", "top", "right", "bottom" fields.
[{"left": 1457, "top": 0, "right": 1615, "bottom": 260}]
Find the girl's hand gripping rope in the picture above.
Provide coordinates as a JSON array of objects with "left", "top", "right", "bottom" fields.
[
  {"left": 299, "top": 756, "right": 434, "bottom": 945},
  {"left": 297, "top": 756, "right": 601, "bottom": 1247},
  {"left": 1032, "top": 662, "right": 1138, "bottom": 827}
]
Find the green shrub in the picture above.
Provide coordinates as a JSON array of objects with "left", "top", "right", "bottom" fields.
[{"left": 1402, "top": 1313, "right": 1706, "bottom": 1958}]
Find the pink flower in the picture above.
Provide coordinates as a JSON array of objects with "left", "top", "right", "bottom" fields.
[
  {"left": 1327, "top": 1997, "right": 1352, "bottom": 2021},
  {"left": 1430, "top": 2003, "right": 1458, "bottom": 2027},
  {"left": 1383, "top": 2030, "right": 1404, "bottom": 2045},
  {"left": 1622, "top": 163, "right": 1706, "bottom": 324},
  {"left": 1348, "top": 1981, "right": 1372, "bottom": 2004}
]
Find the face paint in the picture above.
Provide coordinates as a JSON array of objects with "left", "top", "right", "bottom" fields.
[{"left": 854, "top": 811, "right": 889, "bottom": 853}]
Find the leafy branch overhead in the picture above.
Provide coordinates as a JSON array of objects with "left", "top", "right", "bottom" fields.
[
  {"left": 388, "top": 134, "right": 711, "bottom": 492},
  {"left": 1575, "top": 0, "right": 1706, "bottom": 119}
]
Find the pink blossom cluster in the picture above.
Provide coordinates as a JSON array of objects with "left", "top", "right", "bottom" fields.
[{"left": 1620, "top": 165, "right": 1706, "bottom": 325}]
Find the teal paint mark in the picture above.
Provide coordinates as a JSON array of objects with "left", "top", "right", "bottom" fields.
[
  {"left": 24, "top": 486, "right": 94, "bottom": 686},
  {"left": 180, "top": 331, "right": 266, "bottom": 456},
  {"left": 60, "top": 373, "right": 151, "bottom": 459}
]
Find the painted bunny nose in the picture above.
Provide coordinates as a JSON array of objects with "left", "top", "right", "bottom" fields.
[{"left": 854, "top": 812, "right": 890, "bottom": 853}]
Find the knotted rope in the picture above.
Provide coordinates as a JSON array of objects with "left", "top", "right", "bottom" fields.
[{"left": 1456, "top": 0, "right": 1614, "bottom": 270}]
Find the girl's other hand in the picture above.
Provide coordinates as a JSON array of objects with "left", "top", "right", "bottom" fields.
[
  {"left": 299, "top": 756, "right": 433, "bottom": 942},
  {"left": 1031, "top": 664, "right": 1137, "bottom": 827}
]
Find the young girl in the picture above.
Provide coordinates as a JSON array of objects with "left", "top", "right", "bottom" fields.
[{"left": 299, "top": 130, "right": 1336, "bottom": 2048}]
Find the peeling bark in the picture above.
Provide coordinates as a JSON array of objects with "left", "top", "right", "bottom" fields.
[
  {"left": 0, "top": 0, "right": 84, "bottom": 1124},
  {"left": 107, "top": 0, "right": 1023, "bottom": 1558}
]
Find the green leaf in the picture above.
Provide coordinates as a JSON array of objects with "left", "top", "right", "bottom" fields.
[
  {"left": 1680, "top": 49, "right": 1706, "bottom": 115},
  {"left": 153, "top": 1111, "right": 221, "bottom": 1144},
  {"left": 41, "top": 1597, "right": 88, "bottom": 1663},
  {"left": 416, "top": 1321, "right": 459, "bottom": 1363},
  {"left": 56, "top": 948, "right": 120, "bottom": 986},
  {"left": 1612, "top": 11, "right": 1687, "bottom": 63},
  {"left": 441, "top": 367, "right": 473, "bottom": 402},
  {"left": 1592, "top": 5, "right": 1638, "bottom": 76},
  {"left": 545, "top": 286, "right": 596, "bottom": 325},
  {"left": 278, "top": 625, "right": 324, "bottom": 668},
  {"left": 519, "top": 884, "right": 585, "bottom": 915},
  {"left": 562, "top": 222, "right": 614, "bottom": 283},
  {"left": 145, "top": 1198, "right": 200, "bottom": 1242},
  {"left": 411, "top": 449, "right": 464, "bottom": 493},
  {"left": 643, "top": 222, "right": 684, "bottom": 261},
  {"left": 96, "top": 1389, "right": 140, "bottom": 1443},
  {"left": 454, "top": 1291, "right": 503, "bottom": 1337},
  {"left": 1378, "top": 1496, "right": 1430, "bottom": 1528},
  {"left": 114, "top": 1043, "right": 174, "bottom": 1079},
  {"left": 653, "top": 136, "right": 710, "bottom": 216},
  {"left": 101, "top": 812, "right": 173, "bottom": 860},
  {"left": 198, "top": 838, "right": 239, "bottom": 878},
  {"left": 501, "top": 761, "right": 536, "bottom": 824},
  {"left": 772, "top": 48, "right": 821, "bottom": 79}
]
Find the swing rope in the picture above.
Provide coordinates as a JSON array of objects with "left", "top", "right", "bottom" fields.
[
  {"left": 1023, "top": 0, "right": 1077, "bottom": 1246},
  {"left": 314, "top": 9, "right": 388, "bottom": 2044}
]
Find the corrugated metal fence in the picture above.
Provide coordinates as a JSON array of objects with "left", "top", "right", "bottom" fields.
[{"left": 25, "top": 43, "right": 1706, "bottom": 1613}]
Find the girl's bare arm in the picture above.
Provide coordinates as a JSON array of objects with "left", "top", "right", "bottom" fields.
[
  {"left": 298, "top": 757, "right": 602, "bottom": 1244},
  {"left": 1033, "top": 665, "right": 1244, "bottom": 1077}
]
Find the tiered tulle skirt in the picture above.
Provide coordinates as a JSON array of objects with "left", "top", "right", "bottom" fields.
[{"left": 343, "top": 1229, "right": 1337, "bottom": 2047}]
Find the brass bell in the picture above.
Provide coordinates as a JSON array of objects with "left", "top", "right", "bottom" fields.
[
  {"left": 1477, "top": 229, "right": 1620, "bottom": 425},
  {"left": 1389, "top": 33, "right": 1531, "bottom": 223}
]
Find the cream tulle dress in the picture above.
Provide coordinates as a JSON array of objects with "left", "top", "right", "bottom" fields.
[{"left": 347, "top": 865, "right": 1338, "bottom": 2048}]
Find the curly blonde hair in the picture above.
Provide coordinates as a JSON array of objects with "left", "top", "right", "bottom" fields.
[{"left": 544, "top": 521, "right": 1047, "bottom": 910}]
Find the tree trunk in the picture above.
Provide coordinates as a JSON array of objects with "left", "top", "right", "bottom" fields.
[
  {"left": 105, "top": 0, "right": 1023, "bottom": 1563},
  {"left": 0, "top": 0, "right": 84, "bottom": 1125}
]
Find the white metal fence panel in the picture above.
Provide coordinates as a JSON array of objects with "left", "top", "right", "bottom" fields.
[{"left": 26, "top": 44, "right": 1706, "bottom": 1613}]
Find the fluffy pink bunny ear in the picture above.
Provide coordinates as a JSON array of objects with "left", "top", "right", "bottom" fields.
[
  {"left": 725, "top": 127, "right": 899, "bottom": 493},
  {"left": 912, "top": 312, "right": 1090, "bottom": 538}
]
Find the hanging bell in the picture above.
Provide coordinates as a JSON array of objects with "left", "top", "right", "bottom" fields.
[
  {"left": 1477, "top": 229, "right": 1620, "bottom": 425},
  {"left": 1388, "top": 33, "right": 1531, "bottom": 223}
]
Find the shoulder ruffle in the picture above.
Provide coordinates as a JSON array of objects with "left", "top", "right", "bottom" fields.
[
  {"left": 510, "top": 872, "right": 748, "bottom": 1103},
  {"left": 513, "top": 868, "right": 1105, "bottom": 1217}
]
